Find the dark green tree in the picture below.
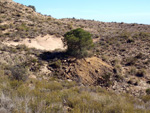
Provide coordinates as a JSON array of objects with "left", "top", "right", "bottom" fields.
[
  {"left": 28, "top": 5, "right": 36, "bottom": 11},
  {"left": 64, "top": 28, "right": 94, "bottom": 58}
]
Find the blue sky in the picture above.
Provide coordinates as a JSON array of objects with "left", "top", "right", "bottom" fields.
[{"left": 13, "top": 0, "right": 150, "bottom": 24}]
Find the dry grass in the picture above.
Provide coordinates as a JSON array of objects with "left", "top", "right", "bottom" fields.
[{"left": 0, "top": 75, "right": 149, "bottom": 113}]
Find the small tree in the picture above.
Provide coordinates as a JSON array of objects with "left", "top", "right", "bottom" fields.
[
  {"left": 28, "top": 5, "right": 36, "bottom": 11},
  {"left": 64, "top": 28, "right": 93, "bottom": 58}
]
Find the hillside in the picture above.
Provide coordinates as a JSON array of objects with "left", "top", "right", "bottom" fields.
[{"left": 0, "top": 0, "right": 150, "bottom": 112}]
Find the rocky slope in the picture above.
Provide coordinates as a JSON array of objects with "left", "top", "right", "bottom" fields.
[{"left": 0, "top": 0, "right": 150, "bottom": 97}]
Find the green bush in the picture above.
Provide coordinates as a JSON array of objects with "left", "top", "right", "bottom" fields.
[
  {"left": 102, "top": 72, "right": 113, "bottom": 87},
  {"left": 129, "top": 66, "right": 137, "bottom": 75},
  {"left": 64, "top": 28, "right": 94, "bottom": 58},
  {"left": 28, "top": 5, "right": 36, "bottom": 11},
  {"left": 142, "top": 95, "right": 150, "bottom": 103},
  {"left": 45, "top": 81, "right": 63, "bottom": 91},
  {"left": 126, "top": 57, "right": 137, "bottom": 66},
  {"left": 133, "top": 32, "right": 150, "bottom": 40},
  {"left": 0, "top": 25, "right": 9, "bottom": 30},
  {"left": 16, "top": 44, "right": 30, "bottom": 52},
  {"left": 136, "top": 69, "right": 146, "bottom": 77},
  {"left": 16, "top": 23, "right": 29, "bottom": 31},
  {"left": 10, "top": 64, "right": 29, "bottom": 81},
  {"left": 146, "top": 88, "right": 150, "bottom": 95},
  {"left": 127, "top": 36, "right": 134, "bottom": 43},
  {"left": 49, "top": 60, "right": 62, "bottom": 68},
  {"left": 10, "top": 80, "right": 23, "bottom": 89}
]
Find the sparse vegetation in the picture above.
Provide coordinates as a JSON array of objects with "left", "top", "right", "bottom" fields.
[{"left": 0, "top": 0, "right": 150, "bottom": 112}]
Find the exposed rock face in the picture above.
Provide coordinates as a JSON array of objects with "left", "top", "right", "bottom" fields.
[
  {"left": 75, "top": 57, "right": 113, "bottom": 85},
  {"left": 56, "top": 57, "right": 113, "bottom": 86}
]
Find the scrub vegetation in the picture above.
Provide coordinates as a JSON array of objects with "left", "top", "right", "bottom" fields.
[{"left": 0, "top": 0, "right": 150, "bottom": 112}]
